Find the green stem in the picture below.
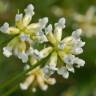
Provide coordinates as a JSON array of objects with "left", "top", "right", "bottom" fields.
[
  {"left": 1, "top": 85, "right": 19, "bottom": 96},
  {"left": 0, "top": 56, "right": 49, "bottom": 91}
]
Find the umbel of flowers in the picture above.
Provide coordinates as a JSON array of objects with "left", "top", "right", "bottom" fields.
[{"left": 0, "top": 4, "right": 85, "bottom": 92}]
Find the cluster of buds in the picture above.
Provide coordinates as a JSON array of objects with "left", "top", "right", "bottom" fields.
[
  {"left": 20, "top": 67, "right": 56, "bottom": 92},
  {"left": 0, "top": 4, "right": 85, "bottom": 92}
]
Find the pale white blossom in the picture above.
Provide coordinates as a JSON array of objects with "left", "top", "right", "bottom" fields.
[
  {"left": 41, "top": 18, "right": 85, "bottom": 79},
  {"left": 57, "top": 67, "right": 69, "bottom": 79},
  {"left": 15, "top": 14, "right": 23, "bottom": 22},
  {"left": 20, "top": 67, "right": 56, "bottom": 91},
  {"left": 1, "top": 3, "right": 85, "bottom": 92},
  {"left": 3, "top": 47, "right": 12, "bottom": 57},
  {"left": 64, "top": 54, "right": 75, "bottom": 65},
  {"left": 74, "top": 57, "right": 85, "bottom": 68},
  {"left": 0, "top": 22, "right": 9, "bottom": 33},
  {"left": 1, "top": 4, "right": 49, "bottom": 63},
  {"left": 18, "top": 52, "right": 28, "bottom": 63}
]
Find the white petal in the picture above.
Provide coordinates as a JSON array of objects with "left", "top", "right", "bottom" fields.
[
  {"left": 38, "top": 17, "right": 48, "bottom": 30},
  {"left": 64, "top": 54, "right": 75, "bottom": 65},
  {"left": 43, "top": 65, "right": 50, "bottom": 75},
  {"left": 57, "top": 67, "right": 69, "bottom": 79},
  {"left": 20, "top": 34, "right": 30, "bottom": 41},
  {"left": 55, "top": 18, "right": 65, "bottom": 28},
  {"left": 45, "top": 24, "right": 52, "bottom": 35},
  {"left": 57, "top": 67, "right": 65, "bottom": 75},
  {"left": 54, "top": 18, "right": 65, "bottom": 41},
  {"left": 73, "top": 39, "right": 85, "bottom": 48},
  {"left": 74, "top": 57, "right": 85, "bottom": 68},
  {"left": 24, "top": 4, "right": 34, "bottom": 16},
  {"left": 62, "top": 69, "right": 69, "bottom": 79},
  {"left": 72, "top": 29, "right": 82, "bottom": 40},
  {"left": 15, "top": 13, "right": 23, "bottom": 21},
  {"left": 20, "top": 75, "right": 34, "bottom": 90},
  {"left": 23, "top": 4, "right": 34, "bottom": 26},
  {"left": 72, "top": 47, "right": 83, "bottom": 55},
  {"left": 41, "top": 85, "right": 48, "bottom": 91},
  {"left": 47, "top": 78, "right": 56, "bottom": 85},
  {"left": 0, "top": 22, "right": 9, "bottom": 33},
  {"left": 66, "top": 64, "right": 75, "bottom": 73},
  {"left": 3, "top": 47, "right": 12, "bottom": 57},
  {"left": 18, "top": 52, "right": 28, "bottom": 63},
  {"left": 45, "top": 24, "right": 57, "bottom": 45},
  {"left": 36, "top": 31, "right": 48, "bottom": 43},
  {"left": 43, "top": 65, "right": 55, "bottom": 76},
  {"left": 37, "top": 75, "right": 48, "bottom": 91},
  {"left": 20, "top": 83, "right": 28, "bottom": 90}
]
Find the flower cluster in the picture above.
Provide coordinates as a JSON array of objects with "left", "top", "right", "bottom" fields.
[
  {"left": 0, "top": 4, "right": 85, "bottom": 92},
  {"left": 0, "top": 4, "right": 48, "bottom": 63},
  {"left": 20, "top": 67, "right": 56, "bottom": 92}
]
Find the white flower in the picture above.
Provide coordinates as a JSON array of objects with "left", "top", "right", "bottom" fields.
[
  {"left": 1, "top": 3, "right": 85, "bottom": 92},
  {"left": 72, "top": 47, "right": 83, "bottom": 54},
  {"left": 66, "top": 63, "right": 75, "bottom": 73},
  {"left": 42, "top": 18, "right": 85, "bottom": 79},
  {"left": 43, "top": 65, "right": 55, "bottom": 76},
  {"left": 20, "top": 74, "right": 35, "bottom": 90},
  {"left": 45, "top": 24, "right": 57, "bottom": 45},
  {"left": 43, "top": 52, "right": 58, "bottom": 76},
  {"left": 1, "top": 4, "right": 49, "bottom": 64},
  {"left": 20, "top": 34, "right": 30, "bottom": 42},
  {"left": 24, "top": 4, "right": 34, "bottom": 16},
  {"left": 45, "top": 24, "right": 52, "bottom": 35},
  {"left": 20, "top": 83, "right": 28, "bottom": 90},
  {"left": 15, "top": 14, "right": 23, "bottom": 22},
  {"left": 36, "top": 31, "right": 48, "bottom": 43},
  {"left": 74, "top": 57, "right": 85, "bottom": 68},
  {"left": 64, "top": 54, "right": 75, "bottom": 65},
  {"left": 38, "top": 17, "right": 48, "bottom": 31},
  {"left": 18, "top": 52, "right": 28, "bottom": 63},
  {"left": 20, "top": 67, "right": 56, "bottom": 91},
  {"left": 73, "top": 39, "right": 85, "bottom": 48},
  {"left": 0, "top": 22, "right": 9, "bottom": 33},
  {"left": 63, "top": 54, "right": 75, "bottom": 73},
  {"left": 72, "top": 29, "right": 82, "bottom": 40},
  {"left": 54, "top": 17, "right": 65, "bottom": 41},
  {"left": 55, "top": 18, "right": 65, "bottom": 28},
  {"left": 57, "top": 67, "right": 69, "bottom": 79},
  {"left": 3, "top": 47, "right": 12, "bottom": 57}
]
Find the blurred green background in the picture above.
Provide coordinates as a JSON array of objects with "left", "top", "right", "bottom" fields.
[{"left": 0, "top": 0, "right": 96, "bottom": 96}]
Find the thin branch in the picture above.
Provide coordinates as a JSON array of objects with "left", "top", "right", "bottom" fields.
[{"left": 0, "top": 56, "right": 49, "bottom": 90}]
